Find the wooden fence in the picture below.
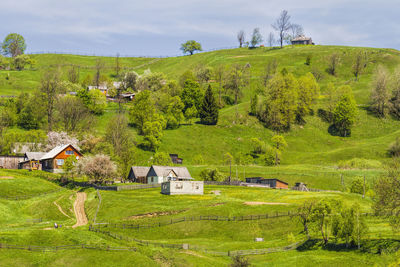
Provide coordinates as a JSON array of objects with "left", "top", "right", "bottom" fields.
[
  {"left": 0, "top": 243, "right": 136, "bottom": 252},
  {"left": 89, "top": 226, "right": 301, "bottom": 256},
  {"left": 93, "top": 211, "right": 294, "bottom": 229}
]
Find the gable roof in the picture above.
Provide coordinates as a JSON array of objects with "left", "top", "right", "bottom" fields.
[
  {"left": 130, "top": 166, "right": 150, "bottom": 178},
  {"left": 291, "top": 35, "right": 312, "bottom": 42},
  {"left": 148, "top": 165, "right": 192, "bottom": 179},
  {"left": 25, "top": 152, "right": 46, "bottom": 161},
  {"left": 40, "top": 144, "right": 80, "bottom": 161}
]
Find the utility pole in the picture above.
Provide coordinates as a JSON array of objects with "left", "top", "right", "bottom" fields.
[
  {"left": 363, "top": 175, "right": 366, "bottom": 198},
  {"left": 229, "top": 159, "right": 232, "bottom": 184}
]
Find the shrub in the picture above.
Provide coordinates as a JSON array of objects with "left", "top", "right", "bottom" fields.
[
  {"left": 152, "top": 152, "right": 171, "bottom": 165},
  {"left": 260, "top": 147, "right": 277, "bottom": 166},
  {"left": 350, "top": 177, "right": 368, "bottom": 195},
  {"left": 199, "top": 168, "right": 224, "bottom": 181},
  {"left": 388, "top": 138, "right": 400, "bottom": 157}
]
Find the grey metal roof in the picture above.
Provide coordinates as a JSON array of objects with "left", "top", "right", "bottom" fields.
[
  {"left": 149, "top": 165, "right": 192, "bottom": 179},
  {"left": 25, "top": 152, "right": 46, "bottom": 161},
  {"left": 40, "top": 144, "right": 79, "bottom": 160},
  {"left": 291, "top": 35, "right": 312, "bottom": 41},
  {"left": 130, "top": 166, "right": 150, "bottom": 177}
]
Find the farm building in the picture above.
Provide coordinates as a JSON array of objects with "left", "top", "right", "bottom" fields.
[
  {"left": 147, "top": 165, "right": 192, "bottom": 184},
  {"left": 127, "top": 166, "right": 150, "bottom": 183},
  {"left": 291, "top": 35, "right": 314, "bottom": 45},
  {"left": 0, "top": 155, "right": 25, "bottom": 169},
  {"left": 18, "top": 152, "right": 45, "bottom": 170},
  {"left": 40, "top": 144, "right": 82, "bottom": 173},
  {"left": 245, "top": 177, "right": 288, "bottom": 189},
  {"left": 169, "top": 154, "right": 183, "bottom": 164},
  {"left": 161, "top": 181, "right": 204, "bottom": 195}
]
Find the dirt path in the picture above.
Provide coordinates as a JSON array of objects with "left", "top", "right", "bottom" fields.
[
  {"left": 72, "top": 192, "right": 88, "bottom": 228},
  {"left": 53, "top": 196, "right": 71, "bottom": 219},
  {"left": 244, "top": 201, "right": 289, "bottom": 205}
]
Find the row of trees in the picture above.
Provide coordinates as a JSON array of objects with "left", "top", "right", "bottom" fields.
[{"left": 237, "top": 10, "right": 304, "bottom": 48}]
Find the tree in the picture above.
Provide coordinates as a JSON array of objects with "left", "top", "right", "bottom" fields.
[
  {"left": 262, "top": 59, "right": 278, "bottom": 87},
  {"left": 230, "top": 255, "right": 250, "bottom": 267},
  {"left": 250, "top": 138, "right": 266, "bottom": 155},
  {"left": 94, "top": 59, "right": 105, "bottom": 88},
  {"left": 370, "top": 65, "right": 390, "bottom": 117},
  {"left": 165, "top": 96, "right": 184, "bottom": 129},
  {"left": 199, "top": 85, "right": 219, "bottom": 125},
  {"left": 250, "top": 28, "right": 263, "bottom": 47},
  {"left": 311, "top": 200, "right": 332, "bottom": 245},
  {"left": 213, "top": 65, "right": 226, "bottom": 107},
  {"left": 288, "top": 24, "right": 304, "bottom": 41},
  {"left": 200, "top": 168, "right": 224, "bottom": 182},
  {"left": 350, "top": 177, "right": 368, "bottom": 195},
  {"left": 63, "top": 156, "right": 77, "bottom": 178},
  {"left": 87, "top": 90, "right": 107, "bottom": 115},
  {"left": 272, "top": 10, "right": 292, "bottom": 48},
  {"left": 129, "top": 90, "right": 156, "bottom": 134},
  {"left": 56, "top": 95, "right": 90, "bottom": 132},
  {"left": 296, "top": 73, "right": 320, "bottom": 123},
  {"left": 142, "top": 118, "right": 164, "bottom": 151},
  {"left": 180, "top": 79, "right": 203, "bottom": 114},
  {"left": 115, "top": 53, "right": 121, "bottom": 77},
  {"left": 267, "top": 32, "right": 275, "bottom": 47},
  {"left": 105, "top": 114, "right": 133, "bottom": 157},
  {"left": 152, "top": 151, "right": 171, "bottom": 165},
  {"left": 390, "top": 67, "right": 400, "bottom": 118},
  {"left": 13, "top": 54, "right": 33, "bottom": 71},
  {"left": 137, "top": 71, "right": 167, "bottom": 92},
  {"left": 179, "top": 70, "right": 196, "bottom": 88},
  {"left": 180, "top": 40, "right": 202, "bottom": 55},
  {"left": 388, "top": 137, "right": 400, "bottom": 157},
  {"left": 45, "top": 131, "right": 79, "bottom": 151},
  {"left": 374, "top": 160, "right": 400, "bottom": 230},
  {"left": 352, "top": 51, "right": 367, "bottom": 81},
  {"left": 40, "top": 70, "right": 61, "bottom": 131},
  {"left": 327, "top": 53, "right": 340, "bottom": 76},
  {"left": 67, "top": 65, "right": 80, "bottom": 84},
  {"left": 332, "top": 89, "right": 357, "bottom": 137},
  {"left": 195, "top": 65, "right": 213, "bottom": 84},
  {"left": 296, "top": 200, "right": 316, "bottom": 239},
  {"left": 2, "top": 33, "right": 26, "bottom": 57},
  {"left": 122, "top": 71, "right": 139, "bottom": 91},
  {"left": 225, "top": 64, "right": 251, "bottom": 105},
  {"left": 249, "top": 94, "right": 258, "bottom": 115},
  {"left": 237, "top": 30, "right": 245, "bottom": 48},
  {"left": 76, "top": 154, "right": 117, "bottom": 183}
]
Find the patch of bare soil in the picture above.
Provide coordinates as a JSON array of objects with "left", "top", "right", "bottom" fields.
[
  {"left": 244, "top": 201, "right": 289, "bottom": 206},
  {"left": 43, "top": 227, "right": 53, "bottom": 230},
  {"left": 53, "top": 196, "right": 71, "bottom": 219},
  {"left": 210, "top": 190, "right": 221, "bottom": 195},
  {"left": 208, "top": 202, "right": 225, "bottom": 207},
  {"left": 230, "top": 55, "right": 248, "bottom": 58},
  {"left": 72, "top": 192, "right": 88, "bottom": 228},
  {"left": 0, "top": 176, "right": 14, "bottom": 179},
  {"left": 125, "top": 210, "right": 186, "bottom": 220}
]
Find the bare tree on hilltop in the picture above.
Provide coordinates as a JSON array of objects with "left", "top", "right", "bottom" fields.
[
  {"left": 272, "top": 10, "right": 292, "bottom": 48},
  {"left": 237, "top": 30, "right": 245, "bottom": 48}
]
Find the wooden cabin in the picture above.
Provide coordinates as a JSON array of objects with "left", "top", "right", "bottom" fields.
[
  {"left": 0, "top": 155, "right": 25, "bottom": 169},
  {"left": 127, "top": 166, "right": 150, "bottom": 183},
  {"left": 291, "top": 35, "right": 314, "bottom": 45},
  {"left": 40, "top": 144, "right": 82, "bottom": 173},
  {"left": 169, "top": 154, "right": 183, "bottom": 164},
  {"left": 18, "top": 152, "right": 46, "bottom": 170}
]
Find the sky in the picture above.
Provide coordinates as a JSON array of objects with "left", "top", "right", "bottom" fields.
[{"left": 1, "top": 0, "right": 399, "bottom": 57}]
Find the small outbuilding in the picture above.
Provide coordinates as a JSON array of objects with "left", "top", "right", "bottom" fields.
[
  {"left": 245, "top": 177, "right": 288, "bottom": 189},
  {"left": 0, "top": 155, "right": 25, "bottom": 169},
  {"left": 161, "top": 181, "right": 204, "bottom": 195},
  {"left": 291, "top": 35, "right": 314, "bottom": 45},
  {"left": 18, "top": 152, "right": 46, "bottom": 170},
  {"left": 127, "top": 166, "right": 150, "bottom": 183},
  {"left": 169, "top": 154, "right": 183, "bottom": 164}
]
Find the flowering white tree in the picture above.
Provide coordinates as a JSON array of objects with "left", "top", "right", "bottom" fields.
[
  {"left": 45, "top": 131, "right": 79, "bottom": 151},
  {"left": 76, "top": 154, "right": 117, "bottom": 183}
]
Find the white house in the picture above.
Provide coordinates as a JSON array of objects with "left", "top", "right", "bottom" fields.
[
  {"left": 161, "top": 181, "right": 204, "bottom": 195},
  {"left": 146, "top": 165, "right": 192, "bottom": 184}
]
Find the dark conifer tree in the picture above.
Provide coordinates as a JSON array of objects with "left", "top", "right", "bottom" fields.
[{"left": 199, "top": 85, "right": 219, "bottom": 125}]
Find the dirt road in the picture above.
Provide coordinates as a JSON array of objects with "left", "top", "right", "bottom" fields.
[{"left": 72, "top": 192, "right": 88, "bottom": 228}]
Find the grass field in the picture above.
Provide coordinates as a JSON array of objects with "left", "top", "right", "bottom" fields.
[{"left": 0, "top": 170, "right": 398, "bottom": 266}]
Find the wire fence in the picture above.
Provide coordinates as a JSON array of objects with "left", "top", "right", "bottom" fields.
[
  {"left": 93, "top": 211, "right": 295, "bottom": 229},
  {"left": 0, "top": 243, "right": 136, "bottom": 252}
]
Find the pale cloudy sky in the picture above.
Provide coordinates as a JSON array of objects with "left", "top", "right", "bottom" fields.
[{"left": 0, "top": 0, "right": 399, "bottom": 56}]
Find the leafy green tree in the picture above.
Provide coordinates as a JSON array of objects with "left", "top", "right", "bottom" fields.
[
  {"left": 370, "top": 65, "right": 390, "bottom": 117},
  {"left": 122, "top": 71, "right": 139, "bottom": 91},
  {"left": 184, "top": 106, "right": 197, "bottom": 124},
  {"left": 327, "top": 53, "right": 340, "bottom": 76},
  {"left": 17, "top": 92, "right": 46, "bottom": 130},
  {"left": 350, "top": 177, "right": 368, "bottom": 195},
  {"left": 250, "top": 28, "right": 263, "bottom": 47},
  {"left": 250, "top": 138, "right": 266, "bottom": 155},
  {"left": 225, "top": 64, "right": 250, "bottom": 105},
  {"left": 332, "top": 89, "right": 357, "bottom": 137},
  {"left": 311, "top": 200, "right": 333, "bottom": 245},
  {"left": 180, "top": 79, "right": 203, "bottom": 115},
  {"left": 165, "top": 96, "right": 184, "bottom": 129},
  {"left": 249, "top": 94, "right": 258, "bottom": 115},
  {"left": 271, "top": 135, "right": 287, "bottom": 151},
  {"left": 200, "top": 168, "right": 224, "bottom": 181},
  {"left": 129, "top": 90, "right": 156, "bottom": 134},
  {"left": 296, "top": 73, "right": 320, "bottom": 123},
  {"left": 142, "top": 118, "right": 165, "bottom": 151},
  {"left": 105, "top": 114, "right": 133, "bottom": 157},
  {"left": 179, "top": 70, "right": 196, "bottom": 88},
  {"left": 180, "top": 40, "right": 202, "bottom": 55},
  {"left": 296, "top": 200, "right": 316, "bottom": 239},
  {"left": 152, "top": 151, "right": 171, "bottom": 165},
  {"left": 81, "top": 74, "right": 93, "bottom": 88},
  {"left": 199, "top": 85, "right": 219, "bottom": 125},
  {"left": 13, "top": 54, "right": 34, "bottom": 71},
  {"left": 195, "top": 65, "right": 213, "bottom": 84},
  {"left": 63, "top": 156, "right": 77, "bottom": 178},
  {"left": 2, "top": 33, "right": 26, "bottom": 57},
  {"left": 261, "top": 72, "right": 298, "bottom": 131},
  {"left": 137, "top": 71, "right": 167, "bottom": 91},
  {"left": 87, "top": 89, "right": 107, "bottom": 115},
  {"left": 260, "top": 147, "right": 277, "bottom": 166},
  {"left": 56, "top": 95, "right": 90, "bottom": 132},
  {"left": 193, "top": 154, "right": 205, "bottom": 165}
]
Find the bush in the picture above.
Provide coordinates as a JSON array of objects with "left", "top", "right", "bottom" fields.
[
  {"left": 199, "top": 168, "right": 224, "bottom": 181},
  {"left": 350, "top": 177, "right": 368, "bottom": 195},
  {"left": 388, "top": 138, "right": 400, "bottom": 157},
  {"left": 193, "top": 154, "right": 205, "bottom": 165},
  {"left": 260, "top": 147, "right": 277, "bottom": 166},
  {"left": 337, "top": 158, "right": 382, "bottom": 169}
]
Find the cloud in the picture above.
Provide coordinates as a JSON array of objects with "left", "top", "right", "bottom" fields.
[{"left": 0, "top": 0, "right": 398, "bottom": 55}]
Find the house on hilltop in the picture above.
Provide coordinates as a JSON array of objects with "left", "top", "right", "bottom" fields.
[
  {"left": 127, "top": 166, "right": 150, "bottom": 183},
  {"left": 291, "top": 35, "right": 314, "bottom": 45},
  {"left": 40, "top": 144, "right": 82, "bottom": 173}
]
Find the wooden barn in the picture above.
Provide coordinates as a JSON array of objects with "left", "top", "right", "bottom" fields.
[
  {"left": 127, "top": 166, "right": 150, "bottom": 183},
  {"left": 0, "top": 155, "right": 25, "bottom": 169},
  {"left": 40, "top": 144, "right": 82, "bottom": 173},
  {"left": 245, "top": 177, "right": 288, "bottom": 189},
  {"left": 291, "top": 35, "right": 314, "bottom": 45},
  {"left": 169, "top": 154, "right": 183, "bottom": 164}
]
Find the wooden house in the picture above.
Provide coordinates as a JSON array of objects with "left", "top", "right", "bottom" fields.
[
  {"left": 245, "top": 177, "right": 288, "bottom": 189},
  {"left": 18, "top": 152, "right": 45, "bottom": 170},
  {"left": 127, "top": 166, "right": 150, "bottom": 183},
  {"left": 169, "top": 154, "right": 183, "bottom": 164},
  {"left": 40, "top": 144, "right": 82, "bottom": 173},
  {"left": 291, "top": 35, "right": 314, "bottom": 45},
  {"left": 146, "top": 165, "right": 192, "bottom": 184}
]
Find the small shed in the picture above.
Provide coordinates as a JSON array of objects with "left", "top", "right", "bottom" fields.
[
  {"left": 291, "top": 35, "right": 314, "bottom": 45},
  {"left": 245, "top": 177, "right": 288, "bottom": 189},
  {"left": 169, "top": 154, "right": 183, "bottom": 164},
  {"left": 161, "top": 181, "right": 204, "bottom": 195},
  {"left": 0, "top": 155, "right": 25, "bottom": 169},
  {"left": 18, "top": 152, "right": 45, "bottom": 170},
  {"left": 127, "top": 166, "right": 150, "bottom": 183}
]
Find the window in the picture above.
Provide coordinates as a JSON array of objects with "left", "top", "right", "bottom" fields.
[
  {"left": 65, "top": 150, "right": 74, "bottom": 155},
  {"left": 56, "top": 159, "right": 64, "bottom": 166}
]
